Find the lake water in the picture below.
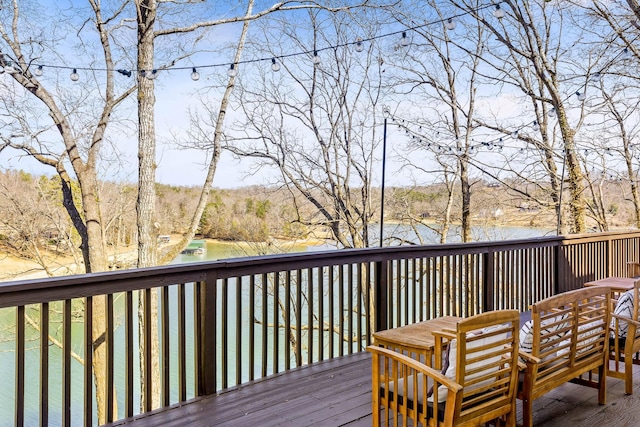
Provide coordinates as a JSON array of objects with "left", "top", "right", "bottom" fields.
[{"left": 172, "top": 223, "right": 555, "bottom": 263}]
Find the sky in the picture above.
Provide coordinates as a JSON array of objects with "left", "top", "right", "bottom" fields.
[
  {"left": 0, "top": 1, "right": 278, "bottom": 188},
  {"left": 0, "top": 0, "right": 415, "bottom": 189},
  {"left": 0, "top": 1, "right": 628, "bottom": 189}
]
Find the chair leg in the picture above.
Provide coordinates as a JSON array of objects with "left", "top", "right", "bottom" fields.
[
  {"left": 598, "top": 364, "right": 606, "bottom": 404},
  {"left": 372, "top": 391, "right": 380, "bottom": 425},
  {"left": 625, "top": 358, "right": 634, "bottom": 395},
  {"left": 521, "top": 398, "right": 533, "bottom": 427},
  {"left": 506, "top": 402, "right": 516, "bottom": 427}
]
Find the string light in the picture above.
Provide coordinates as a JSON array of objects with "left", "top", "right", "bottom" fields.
[
  {"left": 576, "top": 91, "right": 586, "bottom": 101},
  {"left": 392, "top": 111, "right": 638, "bottom": 162},
  {"left": 590, "top": 72, "right": 601, "bottom": 83},
  {"left": 227, "top": 64, "right": 237, "bottom": 77},
  {"left": 271, "top": 58, "right": 280, "bottom": 72},
  {"left": 0, "top": 3, "right": 521, "bottom": 82},
  {"left": 493, "top": 3, "right": 506, "bottom": 19},
  {"left": 446, "top": 18, "right": 456, "bottom": 30},
  {"left": 400, "top": 31, "right": 410, "bottom": 47},
  {"left": 4, "top": 61, "right": 17, "bottom": 74},
  {"left": 70, "top": 68, "right": 79, "bottom": 81},
  {"left": 191, "top": 67, "right": 200, "bottom": 81},
  {"left": 34, "top": 65, "right": 43, "bottom": 76},
  {"left": 532, "top": 120, "right": 539, "bottom": 131},
  {"left": 8, "top": 1, "right": 620, "bottom": 91}
]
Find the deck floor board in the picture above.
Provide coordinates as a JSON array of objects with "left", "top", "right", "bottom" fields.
[{"left": 107, "top": 353, "right": 640, "bottom": 426}]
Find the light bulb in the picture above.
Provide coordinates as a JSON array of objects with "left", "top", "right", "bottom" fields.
[
  {"left": 138, "top": 70, "right": 147, "bottom": 78},
  {"left": 4, "top": 61, "right": 17, "bottom": 74},
  {"left": 147, "top": 69, "right": 158, "bottom": 80},
  {"left": 446, "top": 18, "right": 456, "bottom": 30},
  {"left": 271, "top": 58, "right": 280, "bottom": 72},
  {"left": 548, "top": 108, "right": 555, "bottom": 117},
  {"left": 355, "top": 38, "right": 364, "bottom": 52},
  {"left": 70, "top": 68, "right": 79, "bottom": 81},
  {"left": 576, "top": 91, "right": 586, "bottom": 101},
  {"left": 34, "top": 65, "right": 43, "bottom": 77},
  {"left": 312, "top": 50, "right": 321, "bottom": 64},
  {"left": 400, "top": 31, "right": 409, "bottom": 47},
  {"left": 511, "top": 130, "right": 518, "bottom": 139},
  {"left": 227, "top": 64, "right": 237, "bottom": 77},
  {"left": 532, "top": 120, "right": 540, "bottom": 131},
  {"left": 191, "top": 67, "right": 200, "bottom": 81},
  {"left": 590, "top": 72, "right": 601, "bottom": 83},
  {"left": 493, "top": 4, "right": 505, "bottom": 19}
]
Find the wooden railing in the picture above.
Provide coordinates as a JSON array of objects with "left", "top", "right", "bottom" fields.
[{"left": 1, "top": 230, "right": 640, "bottom": 426}]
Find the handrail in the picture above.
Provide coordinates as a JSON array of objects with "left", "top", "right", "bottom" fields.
[{"left": 1, "top": 229, "right": 640, "bottom": 425}]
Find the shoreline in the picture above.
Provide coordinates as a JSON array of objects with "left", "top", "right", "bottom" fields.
[
  {"left": 0, "top": 235, "right": 330, "bottom": 282},
  {"left": 1, "top": 222, "right": 569, "bottom": 282}
]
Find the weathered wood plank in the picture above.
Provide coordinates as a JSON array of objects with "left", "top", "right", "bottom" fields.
[{"left": 105, "top": 353, "right": 640, "bottom": 427}]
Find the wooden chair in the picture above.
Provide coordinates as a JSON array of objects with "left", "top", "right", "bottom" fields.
[
  {"left": 368, "top": 310, "right": 520, "bottom": 426},
  {"left": 609, "top": 278, "right": 640, "bottom": 395},
  {"left": 517, "top": 286, "right": 610, "bottom": 427}
]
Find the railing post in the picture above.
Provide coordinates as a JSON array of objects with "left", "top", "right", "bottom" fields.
[
  {"left": 374, "top": 259, "right": 388, "bottom": 332},
  {"left": 483, "top": 251, "right": 495, "bottom": 312},
  {"left": 555, "top": 242, "right": 564, "bottom": 294},
  {"left": 606, "top": 236, "right": 613, "bottom": 278},
  {"left": 197, "top": 272, "right": 218, "bottom": 396}
]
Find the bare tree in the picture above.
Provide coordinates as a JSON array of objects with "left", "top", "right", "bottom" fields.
[
  {"left": 386, "top": 1, "right": 490, "bottom": 243},
  {"left": 134, "top": 0, "right": 382, "bottom": 410},
  {"left": 220, "top": 10, "right": 389, "bottom": 249},
  {"left": 0, "top": 1, "right": 138, "bottom": 421},
  {"left": 445, "top": 0, "right": 607, "bottom": 233}
]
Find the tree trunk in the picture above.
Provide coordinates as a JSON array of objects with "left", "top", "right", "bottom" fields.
[
  {"left": 136, "top": 0, "right": 161, "bottom": 411},
  {"left": 72, "top": 169, "right": 114, "bottom": 423},
  {"left": 557, "top": 115, "right": 586, "bottom": 233}
]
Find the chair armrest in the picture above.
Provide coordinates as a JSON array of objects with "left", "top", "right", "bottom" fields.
[
  {"left": 518, "top": 349, "right": 541, "bottom": 365},
  {"left": 367, "top": 345, "right": 463, "bottom": 394},
  {"left": 611, "top": 313, "right": 640, "bottom": 328},
  {"left": 432, "top": 328, "right": 456, "bottom": 337}
]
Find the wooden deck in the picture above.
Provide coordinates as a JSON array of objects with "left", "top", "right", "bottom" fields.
[{"left": 107, "top": 352, "right": 640, "bottom": 427}]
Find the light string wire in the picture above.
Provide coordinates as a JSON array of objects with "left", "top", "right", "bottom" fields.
[
  {"left": 0, "top": 2, "right": 499, "bottom": 78},
  {"left": 387, "top": 110, "right": 640, "bottom": 158},
  {"left": 382, "top": 22, "right": 640, "bottom": 159}
]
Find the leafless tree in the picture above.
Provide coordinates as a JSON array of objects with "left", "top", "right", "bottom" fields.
[
  {"left": 444, "top": 0, "right": 610, "bottom": 233},
  {"left": 219, "top": 10, "right": 390, "bottom": 249},
  {"left": 385, "top": 0, "right": 491, "bottom": 243}
]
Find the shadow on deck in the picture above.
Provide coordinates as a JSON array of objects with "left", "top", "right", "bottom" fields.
[{"left": 107, "top": 352, "right": 640, "bottom": 426}]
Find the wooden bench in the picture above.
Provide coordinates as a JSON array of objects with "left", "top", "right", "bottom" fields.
[{"left": 517, "top": 286, "right": 611, "bottom": 427}]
